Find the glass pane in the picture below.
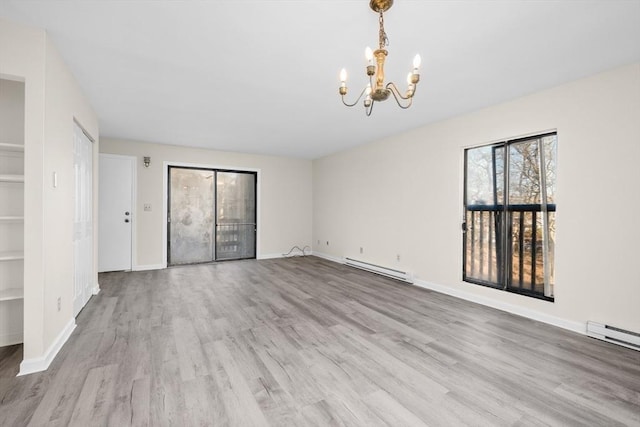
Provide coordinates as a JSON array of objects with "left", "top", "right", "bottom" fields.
[
  {"left": 216, "top": 172, "right": 256, "bottom": 260},
  {"left": 542, "top": 135, "right": 557, "bottom": 204},
  {"left": 542, "top": 135, "right": 557, "bottom": 294},
  {"left": 169, "top": 168, "right": 215, "bottom": 265},
  {"left": 464, "top": 145, "right": 503, "bottom": 285},
  {"left": 466, "top": 145, "right": 501, "bottom": 206},
  {"left": 508, "top": 140, "right": 541, "bottom": 205},
  {"left": 545, "top": 211, "right": 556, "bottom": 294},
  {"left": 507, "top": 137, "right": 556, "bottom": 297},
  {"left": 464, "top": 210, "right": 499, "bottom": 284},
  {"left": 216, "top": 224, "right": 256, "bottom": 260}
]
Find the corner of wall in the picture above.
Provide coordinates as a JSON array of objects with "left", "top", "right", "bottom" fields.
[{"left": 18, "top": 318, "right": 75, "bottom": 376}]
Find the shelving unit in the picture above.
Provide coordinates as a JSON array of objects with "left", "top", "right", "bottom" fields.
[{"left": 0, "top": 78, "right": 25, "bottom": 347}]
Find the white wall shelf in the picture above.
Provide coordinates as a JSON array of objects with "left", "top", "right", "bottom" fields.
[
  {"left": 0, "top": 251, "right": 24, "bottom": 261},
  {"left": 0, "top": 143, "right": 24, "bottom": 152},
  {"left": 0, "top": 216, "right": 24, "bottom": 222},
  {"left": 0, "top": 287, "right": 23, "bottom": 302},
  {"left": 0, "top": 174, "right": 24, "bottom": 183}
]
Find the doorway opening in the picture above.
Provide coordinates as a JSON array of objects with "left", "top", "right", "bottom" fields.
[{"left": 167, "top": 166, "right": 257, "bottom": 266}]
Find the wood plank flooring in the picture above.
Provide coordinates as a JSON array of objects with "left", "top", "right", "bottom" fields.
[{"left": 1, "top": 256, "right": 639, "bottom": 426}]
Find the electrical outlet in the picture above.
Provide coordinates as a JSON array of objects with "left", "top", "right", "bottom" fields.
[
  {"left": 144, "top": 203, "right": 152, "bottom": 211},
  {"left": 360, "top": 247, "right": 363, "bottom": 254},
  {"left": 57, "top": 297, "right": 61, "bottom": 312}
]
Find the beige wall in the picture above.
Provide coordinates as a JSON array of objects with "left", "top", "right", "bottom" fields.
[
  {"left": 0, "top": 18, "right": 99, "bottom": 361},
  {"left": 100, "top": 139, "right": 313, "bottom": 267},
  {"left": 42, "top": 36, "right": 99, "bottom": 349},
  {"left": 313, "top": 63, "right": 640, "bottom": 332}
]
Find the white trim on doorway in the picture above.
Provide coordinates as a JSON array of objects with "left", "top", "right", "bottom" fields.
[{"left": 161, "top": 161, "right": 262, "bottom": 268}]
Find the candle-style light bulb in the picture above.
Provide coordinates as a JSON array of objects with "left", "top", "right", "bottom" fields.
[
  {"left": 339, "top": 68, "right": 348, "bottom": 95},
  {"left": 365, "top": 47, "right": 374, "bottom": 64},
  {"left": 413, "top": 54, "right": 422, "bottom": 69},
  {"left": 340, "top": 68, "right": 347, "bottom": 83}
]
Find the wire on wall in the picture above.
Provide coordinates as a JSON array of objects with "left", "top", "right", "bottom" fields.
[{"left": 282, "top": 245, "right": 311, "bottom": 257}]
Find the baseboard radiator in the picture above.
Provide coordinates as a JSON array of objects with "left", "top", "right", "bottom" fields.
[
  {"left": 344, "top": 257, "right": 413, "bottom": 283},
  {"left": 586, "top": 321, "right": 640, "bottom": 351}
]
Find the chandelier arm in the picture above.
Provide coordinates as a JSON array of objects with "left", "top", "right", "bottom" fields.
[
  {"left": 386, "top": 83, "right": 414, "bottom": 109},
  {"left": 386, "top": 82, "right": 411, "bottom": 101},
  {"left": 366, "top": 100, "right": 375, "bottom": 116},
  {"left": 341, "top": 86, "right": 369, "bottom": 107}
]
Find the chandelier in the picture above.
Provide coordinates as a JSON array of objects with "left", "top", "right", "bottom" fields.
[{"left": 339, "top": 0, "right": 421, "bottom": 116}]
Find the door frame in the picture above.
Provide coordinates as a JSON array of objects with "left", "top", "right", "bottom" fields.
[
  {"left": 162, "top": 161, "right": 261, "bottom": 268},
  {"left": 72, "top": 120, "right": 96, "bottom": 316},
  {"left": 98, "top": 153, "right": 137, "bottom": 272}
]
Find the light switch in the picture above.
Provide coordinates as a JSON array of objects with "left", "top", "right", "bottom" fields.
[{"left": 144, "top": 203, "right": 152, "bottom": 212}]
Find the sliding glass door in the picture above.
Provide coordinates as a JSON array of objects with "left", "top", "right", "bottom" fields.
[
  {"left": 168, "top": 167, "right": 256, "bottom": 265},
  {"left": 463, "top": 133, "right": 557, "bottom": 300},
  {"left": 216, "top": 171, "right": 257, "bottom": 260}
]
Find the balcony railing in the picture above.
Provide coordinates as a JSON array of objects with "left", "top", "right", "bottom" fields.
[
  {"left": 215, "top": 222, "right": 256, "bottom": 260},
  {"left": 464, "top": 203, "right": 555, "bottom": 300}
]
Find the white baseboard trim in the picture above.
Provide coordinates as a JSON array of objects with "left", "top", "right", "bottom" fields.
[
  {"left": 311, "top": 251, "right": 345, "bottom": 265},
  {"left": 18, "top": 318, "right": 76, "bottom": 376},
  {"left": 0, "top": 332, "right": 23, "bottom": 347},
  {"left": 413, "top": 279, "right": 586, "bottom": 335},
  {"left": 257, "top": 253, "right": 285, "bottom": 260},
  {"left": 132, "top": 264, "right": 165, "bottom": 271}
]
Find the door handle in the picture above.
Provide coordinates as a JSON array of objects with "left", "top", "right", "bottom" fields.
[
  {"left": 125, "top": 219, "right": 130, "bottom": 223},
  {"left": 125, "top": 212, "right": 130, "bottom": 216}
]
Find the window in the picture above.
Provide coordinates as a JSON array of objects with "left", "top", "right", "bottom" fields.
[{"left": 463, "top": 133, "right": 557, "bottom": 300}]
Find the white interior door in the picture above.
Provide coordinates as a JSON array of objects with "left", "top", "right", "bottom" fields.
[
  {"left": 73, "top": 123, "right": 93, "bottom": 316},
  {"left": 98, "top": 154, "right": 134, "bottom": 272}
]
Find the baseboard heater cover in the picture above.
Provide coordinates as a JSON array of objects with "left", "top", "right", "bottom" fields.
[
  {"left": 344, "top": 257, "right": 413, "bottom": 283},
  {"left": 586, "top": 321, "right": 640, "bottom": 351}
]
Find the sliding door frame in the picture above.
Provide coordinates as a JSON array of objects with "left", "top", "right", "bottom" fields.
[
  {"left": 462, "top": 131, "right": 557, "bottom": 301},
  {"left": 167, "top": 166, "right": 216, "bottom": 266},
  {"left": 162, "top": 161, "right": 261, "bottom": 268},
  {"left": 214, "top": 169, "right": 258, "bottom": 262}
]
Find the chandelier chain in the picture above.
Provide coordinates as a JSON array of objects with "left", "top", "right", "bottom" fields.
[{"left": 378, "top": 10, "right": 389, "bottom": 49}]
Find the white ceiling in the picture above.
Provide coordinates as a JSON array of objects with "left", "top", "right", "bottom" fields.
[{"left": 1, "top": 1, "right": 639, "bottom": 159}]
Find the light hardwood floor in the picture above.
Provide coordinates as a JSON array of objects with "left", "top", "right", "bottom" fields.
[{"left": 1, "top": 256, "right": 639, "bottom": 426}]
